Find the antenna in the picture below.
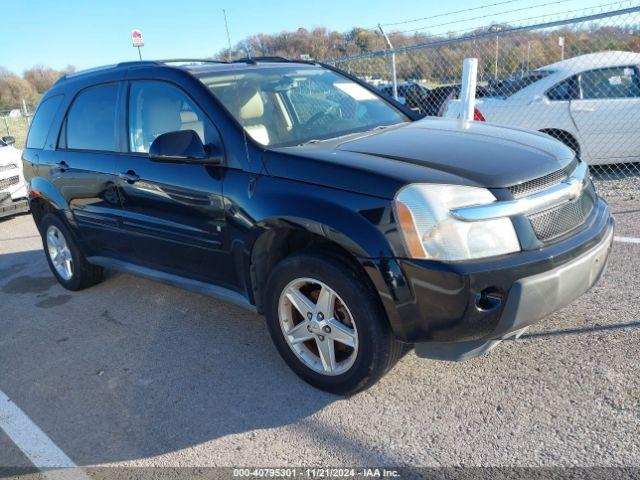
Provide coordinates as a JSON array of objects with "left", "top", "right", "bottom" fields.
[{"left": 222, "top": 9, "right": 233, "bottom": 62}]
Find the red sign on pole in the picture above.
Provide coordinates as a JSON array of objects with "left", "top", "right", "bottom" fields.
[{"left": 131, "top": 29, "right": 144, "bottom": 47}]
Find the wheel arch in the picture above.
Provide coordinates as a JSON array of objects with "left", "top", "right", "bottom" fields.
[
  {"left": 539, "top": 128, "right": 581, "bottom": 156},
  {"left": 249, "top": 222, "right": 385, "bottom": 314},
  {"left": 28, "top": 177, "right": 70, "bottom": 231}
]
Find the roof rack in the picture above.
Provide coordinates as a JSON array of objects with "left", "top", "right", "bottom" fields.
[
  {"left": 116, "top": 60, "right": 161, "bottom": 68},
  {"left": 156, "top": 58, "right": 229, "bottom": 65},
  {"left": 233, "top": 56, "right": 316, "bottom": 65}
]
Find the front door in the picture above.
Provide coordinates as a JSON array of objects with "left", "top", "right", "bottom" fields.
[
  {"left": 570, "top": 65, "right": 640, "bottom": 163},
  {"left": 115, "top": 80, "right": 232, "bottom": 288}
]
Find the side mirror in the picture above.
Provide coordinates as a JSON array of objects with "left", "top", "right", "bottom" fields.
[
  {"left": 2, "top": 136, "right": 15, "bottom": 146},
  {"left": 149, "top": 130, "right": 222, "bottom": 164}
]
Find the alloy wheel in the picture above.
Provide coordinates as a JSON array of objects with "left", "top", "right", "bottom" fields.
[
  {"left": 278, "top": 277, "right": 358, "bottom": 376},
  {"left": 46, "top": 225, "right": 73, "bottom": 281}
]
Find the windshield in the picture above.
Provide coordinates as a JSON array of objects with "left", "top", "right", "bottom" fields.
[
  {"left": 197, "top": 65, "right": 409, "bottom": 146},
  {"left": 486, "top": 70, "right": 552, "bottom": 97}
]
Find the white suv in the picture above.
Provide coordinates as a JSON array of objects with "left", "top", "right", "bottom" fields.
[{"left": 0, "top": 135, "right": 28, "bottom": 219}]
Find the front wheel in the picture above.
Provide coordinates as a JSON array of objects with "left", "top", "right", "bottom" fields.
[{"left": 264, "top": 251, "right": 403, "bottom": 395}]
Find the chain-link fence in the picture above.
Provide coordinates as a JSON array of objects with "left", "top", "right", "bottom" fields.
[{"left": 330, "top": 3, "right": 640, "bottom": 200}]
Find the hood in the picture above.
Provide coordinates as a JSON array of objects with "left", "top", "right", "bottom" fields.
[
  {"left": 0, "top": 145, "right": 22, "bottom": 167},
  {"left": 266, "top": 118, "right": 575, "bottom": 199}
]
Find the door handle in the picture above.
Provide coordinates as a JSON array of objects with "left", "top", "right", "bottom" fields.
[
  {"left": 118, "top": 170, "right": 140, "bottom": 184},
  {"left": 572, "top": 106, "right": 595, "bottom": 113},
  {"left": 55, "top": 160, "right": 69, "bottom": 172}
]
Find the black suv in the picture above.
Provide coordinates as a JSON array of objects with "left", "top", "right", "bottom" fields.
[{"left": 23, "top": 58, "right": 614, "bottom": 394}]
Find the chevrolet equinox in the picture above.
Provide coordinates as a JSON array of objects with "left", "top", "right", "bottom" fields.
[{"left": 22, "top": 58, "right": 614, "bottom": 394}]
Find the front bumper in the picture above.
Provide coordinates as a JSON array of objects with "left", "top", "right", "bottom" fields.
[
  {"left": 0, "top": 195, "right": 29, "bottom": 219},
  {"left": 0, "top": 168, "right": 29, "bottom": 219},
  {"left": 415, "top": 218, "right": 613, "bottom": 360},
  {"left": 364, "top": 197, "right": 614, "bottom": 359}
]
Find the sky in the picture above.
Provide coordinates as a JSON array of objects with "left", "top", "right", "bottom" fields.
[{"left": 1, "top": 0, "right": 617, "bottom": 74}]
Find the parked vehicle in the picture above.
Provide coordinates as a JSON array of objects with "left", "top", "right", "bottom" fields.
[
  {"left": 379, "top": 81, "right": 431, "bottom": 115},
  {"left": 23, "top": 58, "right": 613, "bottom": 394},
  {"left": 443, "top": 51, "right": 640, "bottom": 165},
  {"left": 418, "top": 84, "right": 492, "bottom": 117},
  {"left": 0, "top": 135, "right": 28, "bottom": 219}
]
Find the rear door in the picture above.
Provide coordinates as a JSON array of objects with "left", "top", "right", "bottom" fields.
[
  {"left": 48, "top": 82, "right": 125, "bottom": 257},
  {"left": 114, "top": 79, "right": 231, "bottom": 287},
  {"left": 570, "top": 66, "right": 640, "bottom": 163}
]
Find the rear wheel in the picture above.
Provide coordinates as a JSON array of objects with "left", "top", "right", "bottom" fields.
[
  {"left": 40, "top": 213, "right": 103, "bottom": 291},
  {"left": 265, "top": 251, "right": 403, "bottom": 395}
]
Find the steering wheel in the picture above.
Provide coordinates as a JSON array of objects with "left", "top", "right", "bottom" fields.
[{"left": 303, "top": 104, "right": 341, "bottom": 131}]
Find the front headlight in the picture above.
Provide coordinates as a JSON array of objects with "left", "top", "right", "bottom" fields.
[{"left": 394, "top": 184, "right": 520, "bottom": 261}]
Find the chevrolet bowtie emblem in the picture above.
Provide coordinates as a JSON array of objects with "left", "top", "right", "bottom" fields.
[{"left": 565, "top": 178, "right": 583, "bottom": 200}]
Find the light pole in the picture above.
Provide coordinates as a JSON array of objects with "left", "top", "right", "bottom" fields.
[
  {"left": 378, "top": 24, "right": 398, "bottom": 101},
  {"left": 488, "top": 25, "right": 502, "bottom": 80}
]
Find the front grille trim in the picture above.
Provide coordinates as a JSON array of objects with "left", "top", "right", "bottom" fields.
[
  {"left": 508, "top": 158, "right": 578, "bottom": 199},
  {"left": 528, "top": 185, "right": 595, "bottom": 242},
  {"left": 0, "top": 175, "right": 20, "bottom": 191},
  {"left": 0, "top": 163, "right": 18, "bottom": 173}
]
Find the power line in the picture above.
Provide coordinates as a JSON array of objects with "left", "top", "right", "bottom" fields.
[
  {"left": 379, "top": 0, "right": 527, "bottom": 27},
  {"left": 406, "top": 0, "right": 636, "bottom": 38},
  {"left": 395, "top": 0, "right": 577, "bottom": 34}
]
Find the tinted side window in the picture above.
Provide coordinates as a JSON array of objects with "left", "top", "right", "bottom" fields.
[
  {"left": 546, "top": 77, "right": 579, "bottom": 101},
  {"left": 26, "top": 95, "right": 64, "bottom": 149},
  {"left": 65, "top": 83, "right": 119, "bottom": 151},
  {"left": 128, "top": 81, "right": 219, "bottom": 153},
  {"left": 580, "top": 67, "right": 640, "bottom": 99}
]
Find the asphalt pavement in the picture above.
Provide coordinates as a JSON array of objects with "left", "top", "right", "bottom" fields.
[{"left": 0, "top": 196, "right": 638, "bottom": 470}]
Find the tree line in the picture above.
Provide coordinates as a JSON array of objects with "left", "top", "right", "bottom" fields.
[
  {"left": 216, "top": 24, "right": 640, "bottom": 85},
  {"left": 0, "top": 65, "right": 75, "bottom": 111}
]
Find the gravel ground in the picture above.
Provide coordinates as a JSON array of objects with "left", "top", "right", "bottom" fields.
[{"left": 0, "top": 194, "right": 638, "bottom": 470}]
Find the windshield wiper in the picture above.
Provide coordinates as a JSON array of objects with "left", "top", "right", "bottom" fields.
[
  {"left": 299, "top": 125, "right": 398, "bottom": 146},
  {"left": 300, "top": 131, "right": 362, "bottom": 146}
]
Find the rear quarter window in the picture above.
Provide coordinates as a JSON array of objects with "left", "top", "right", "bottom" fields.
[{"left": 26, "top": 95, "right": 64, "bottom": 149}]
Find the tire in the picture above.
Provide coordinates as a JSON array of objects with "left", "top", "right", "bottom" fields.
[
  {"left": 264, "top": 250, "right": 403, "bottom": 395},
  {"left": 40, "top": 213, "right": 104, "bottom": 291}
]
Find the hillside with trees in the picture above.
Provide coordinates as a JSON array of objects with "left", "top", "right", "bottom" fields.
[
  {"left": 215, "top": 24, "right": 640, "bottom": 84},
  {"left": 0, "top": 65, "right": 75, "bottom": 110}
]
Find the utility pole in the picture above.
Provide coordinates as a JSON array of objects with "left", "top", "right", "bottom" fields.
[
  {"left": 488, "top": 25, "right": 502, "bottom": 80},
  {"left": 559, "top": 36, "right": 565, "bottom": 61},
  {"left": 378, "top": 24, "right": 398, "bottom": 100},
  {"left": 223, "top": 9, "right": 232, "bottom": 61}
]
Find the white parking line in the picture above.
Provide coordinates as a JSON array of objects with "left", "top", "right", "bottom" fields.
[
  {"left": 0, "top": 389, "right": 89, "bottom": 480},
  {"left": 614, "top": 236, "right": 640, "bottom": 244}
]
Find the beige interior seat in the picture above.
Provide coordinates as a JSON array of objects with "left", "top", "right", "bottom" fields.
[
  {"left": 180, "top": 110, "right": 205, "bottom": 143},
  {"left": 237, "top": 88, "right": 269, "bottom": 145}
]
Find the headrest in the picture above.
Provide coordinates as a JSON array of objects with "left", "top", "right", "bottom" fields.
[
  {"left": 145, "top": 97, "right": 182, "bottom": 134},
  {"left": 180, "top": 111, "right": 198, "bottom": 123},
  {"left": 236, "top": 86, "right": 264, "bottom": 120}
]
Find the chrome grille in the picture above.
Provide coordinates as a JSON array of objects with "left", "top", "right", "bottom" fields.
[
  {"left": 508, "top": 159, "right": 578, "bottom": 199},
  {"left": 0, "top": 163, "right": 18, "bottom": 173},
  {"left": 0, "top": 175, "right": 20, "bottom": 190},
  {"left": 528, "top": 185, "right": 595, "bottom": 241}
]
